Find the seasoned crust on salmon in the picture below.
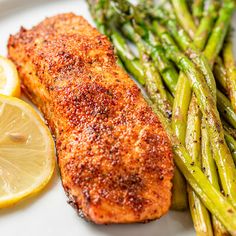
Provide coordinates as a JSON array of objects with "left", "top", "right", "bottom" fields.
[{"left": 8, "top": 13, "right": 174, "bottom": 224}]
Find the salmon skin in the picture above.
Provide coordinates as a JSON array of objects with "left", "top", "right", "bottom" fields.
[{"left": 8, "top": 13, "right": 174, "bottom": 224}]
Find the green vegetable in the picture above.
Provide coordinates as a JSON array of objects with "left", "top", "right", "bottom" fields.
[
  {"left": 186, "top": 98, "right": 213, "bottom": 235},
  {"left": 223, "top": 32, "right": 236, "bottom": 113},
  {"left": 155, "top": 23, "right": 236, "bottom": 209},
  {"left": 192, "top": 0, "right": 205, "bottom": 25}
]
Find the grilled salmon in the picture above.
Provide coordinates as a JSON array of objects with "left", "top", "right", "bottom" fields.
[{"left": 8, "top": 13, "right": 173, "bottom": 224}]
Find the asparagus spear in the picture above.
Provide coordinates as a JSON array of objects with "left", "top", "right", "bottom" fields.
[
  {"left": 214, "top": 57, "right": 236, "bottom": 130},
  {"left": 110, "top": 32, "right": 145, "bottom": 85},
  {"left": 170, "top": 0, "right": 197, "bottom": 39},
  {"left": 120, "top": 22, "right": 178, "bottom": 96},
  {"left": 214, "top": 57, "right": 228, "bottom": 92},
  {"left": 86, "top": 0, "right": 109, "bottom": 35},
  {"left": 223, "top": 32, "right": 236, "bottom": 113},
  {"left": 120, "top": 23, "right": 177, "bottom": 108},
  {"left": 201, "top": 118, "right": 229, "bottom": 236},
  {"left": 143, "top": 61, "right": 172, "bottom": 118},
  {"left": 193, "top": 1, "right": 219, "bottom": 51},
  {"left": 171, "top": 75, "right": 192, "bottom": 146},
  {"left": 186, "top": 98, "right": 213, "bottom": 235},
  {"left": 192, "top": 0, "right": 205, "bottom": 25},
  {"left": 155, "top": 23, "right": 236, "bottom": 208},
  {"left": 160, "top": 16, "right": 216, "bottom": 97},
  {"left": 204, "top": 1, "right": 235, "bottom": 67},
  {"left": 217, "top": 90, "right": 236, "bottom": 129},
  {"left": 145, "top": 33, "right": 179, "bottom": 96},
  {"left": 131, "top": 31, "right": 172, "bottom": 119}
]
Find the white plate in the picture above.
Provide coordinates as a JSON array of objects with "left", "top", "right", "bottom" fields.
[{"left": 1, "top": 1, "right": 234, "bottom": 236}]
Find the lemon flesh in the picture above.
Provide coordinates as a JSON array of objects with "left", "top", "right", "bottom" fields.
[
  {"left": 0, "top": 95, "right": 55, "bottom": 208},
  {"left": 0, "top": 56, "right": 21, "bottom": 97}
]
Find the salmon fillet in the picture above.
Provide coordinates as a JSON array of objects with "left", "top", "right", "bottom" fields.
[{"left": 8, "top": 13, "right": 174, "bottom": 224}]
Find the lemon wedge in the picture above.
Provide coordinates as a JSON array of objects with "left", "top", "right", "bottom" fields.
[
  {"left": 0, "top": 94, "right": 55, "bottom": 208},
  {"left": 0, "top": 56, "right": 21, "bottom": 97}
]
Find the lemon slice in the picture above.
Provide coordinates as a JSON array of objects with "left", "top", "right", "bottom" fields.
[
  {"left": 0, "top": 94, "right": 55, "bottom": 208},
  {"left": 0, "top": 56, "right": 21, "bottom": 97}
]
